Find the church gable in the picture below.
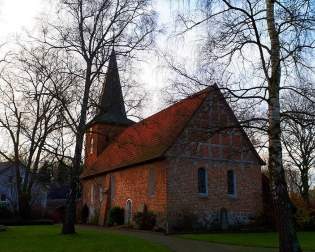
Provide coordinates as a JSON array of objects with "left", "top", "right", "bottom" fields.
[
  {"left": 81, "top": 89, "right": 209, "bottom": 179},
  {"left": 166, "top": 86, "right": 264, "bottom": 165}
]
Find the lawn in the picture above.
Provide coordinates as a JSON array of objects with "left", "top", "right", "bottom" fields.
[
  {"left": 179, "top": 232, "right": 315, "bottom": 251},
  {"left": 0, "top": 225, "right": 170, "bottom": 252}
]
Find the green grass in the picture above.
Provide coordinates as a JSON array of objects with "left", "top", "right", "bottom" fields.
[
  {"left": 0, "top": 225, "right": 170, "bottom": 252},
  {"left": 179, "top": 232, "right": 315, "bottom": 251}
]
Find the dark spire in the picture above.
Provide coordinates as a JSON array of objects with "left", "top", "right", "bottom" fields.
[{"left": 92, "top": 49, "right": 134, "bottom": 126}]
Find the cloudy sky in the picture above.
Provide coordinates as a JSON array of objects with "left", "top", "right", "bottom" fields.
[{"left": 0, "top": 0, "right": 201, "bottom": 116}]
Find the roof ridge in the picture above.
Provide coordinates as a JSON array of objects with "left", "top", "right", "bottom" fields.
[
  {"left": 82, "top": 87, "right": 211, "bottom": 178},
  {"left": 134, "top": 86, "right": 213, "bottom": 126}
]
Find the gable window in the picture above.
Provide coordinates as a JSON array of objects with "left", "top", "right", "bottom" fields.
[
  {"left": 148, "top": 167, "right": 156, "bottom": 196},
  {"left": 227, "top": 170, "right": 236, "bottom": 196},
  {"left": 198, "top": 167, "right": 208, "bottom": 195}
]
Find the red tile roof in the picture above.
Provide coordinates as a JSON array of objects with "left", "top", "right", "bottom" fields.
[{"left": 81, "top": 87, "right": 211, "bottom": 178}]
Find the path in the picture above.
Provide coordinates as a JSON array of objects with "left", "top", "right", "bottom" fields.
[{"left": 80, "top": 225, "right": 277, "bottom": 252}]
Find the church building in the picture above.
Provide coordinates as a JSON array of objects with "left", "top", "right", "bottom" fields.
[{"left": 80, "top": 50, "right": 264, "bottom": 232}]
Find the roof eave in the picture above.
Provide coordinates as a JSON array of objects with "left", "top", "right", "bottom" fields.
[{"left": 80, "top": 156, "right": 166, "bottom": 180}]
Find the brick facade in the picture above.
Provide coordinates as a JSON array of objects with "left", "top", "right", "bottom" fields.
[
  {"left": 85, "top": 124, "right": 128, "bottom": 168},
  {"left": 81, "top": 87, "right": 263, "bottom": 232},
  {"left": 165, "top": 90, "right": 262, "bottom": 231},
  {"left": 81, "top": 161, "right": 167, "bottom": 226}
]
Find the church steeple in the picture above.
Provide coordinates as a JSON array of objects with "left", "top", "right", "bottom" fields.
[
  {"left": 93, "top": 49, "right": 133, "bottom": 126},
  {"left": 85, "top": 49, "right": 134, "bottom": 166}
]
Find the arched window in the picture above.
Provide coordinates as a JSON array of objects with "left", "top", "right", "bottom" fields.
[
  {"left": 90, "top": 184, "right": 94, "bottom": 204},
  {"left": 198, "top": 167, "right": 208, "bottom": 195},
  {"left": 125, "top": 199, "right": 132, "bottom": 224},
  {"left": 148, "top": 167, "right": 156, "bottom": 196},
  {"left": 99, "top": 186, "right": 104, "bottom": 202},
  {"left": 110, "top": 174, "right": 115, "bottom": 199},
  {"left": 90, "top": 137, "right": 94, "bottom": 154},
  {"left": 227, "top": 170, "right": 236, "bottom": 196}
]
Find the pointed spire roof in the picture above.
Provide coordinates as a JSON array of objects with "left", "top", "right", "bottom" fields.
[{"left": 91, "top": 49, "right": 134, "bottom": 126}]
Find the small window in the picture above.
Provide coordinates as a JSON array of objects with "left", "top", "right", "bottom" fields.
[
  {"left": 110, "top": 175, "right": 115, "bottom": 199},
  {"left": 148, "top": 167, "right": 156, "bottom": 196},
  {"left": 90, "top": 137, "right": 94, "bottom": 154},
  {"left": 99, "top": 186, "right": 103, "bottom": 202},
  {"left": 0, "top": 194, "right": 6, "bottom": 202},
  {"left": 90, "top": 184, "right": 94, "bottom": 204},
  {"left": 198, "top": 168, "right": 208, "bottom": 195},
  {"left": 227, "top": 170, "right": 236, "bottom": 196}
]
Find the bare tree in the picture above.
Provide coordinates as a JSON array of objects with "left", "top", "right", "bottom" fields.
[
  {"left": 40, "top": 0, "right": 156, "bottom": 234},
  {"left": 282, "top": 87, "right": 315, "bottom": 205},
  {"left": 165, "top": 0, "right": 315, "bottom": 251},
  {"left": 0, "top": 44, "right": 70, "bottom": 217}
]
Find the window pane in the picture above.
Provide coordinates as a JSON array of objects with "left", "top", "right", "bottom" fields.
[
  {"left": 111, "top": 175, "right": 115, "bottom": 199},
  {"left": 90, "top": 185, "right": 94, "bottom": 204},
  {"left": 227, "top": 170, "right": 235, "bottom": 195},
  {"left": 99, "top": 186, "right": 103, "bottom": 202},
  {"left": 198, "top": 168, "right": 207, "bottom": 194}
]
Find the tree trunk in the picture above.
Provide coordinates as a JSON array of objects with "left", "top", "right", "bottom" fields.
[
  {"left": 266, "top": 0, "right": 302, "bottom": 251},
  {"left": 300, "top": 169, "right": 310, "bottom": 206},
  {"left": 14, "top": 158, "right": 22, "bottom": 217},
  {"left": 62, "top": 65, "right": 92, "bottom": 234}
]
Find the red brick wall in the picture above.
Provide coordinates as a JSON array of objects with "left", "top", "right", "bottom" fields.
[
  {"left": 110, "top": 161, "right": 167, "bottom": 225},
  {"left": 85, "top": 124, "right": 127, "bottom": 168},
  {"left": 81, "top": 160, "right": 167, "bottom": 226},
  {"left": 165, "top": 90, "right": 263, "bottom": 231},
  {"left": 81, "top": 88, "right": 263, "bottom": 231},
  {"left": 81, "top": 175, "right": 110, "bottom": 225}
]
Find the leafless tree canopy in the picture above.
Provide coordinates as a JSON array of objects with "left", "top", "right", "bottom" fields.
[
  {"left": 0, "top": 44, "right": 74, "bottom": 216},
  {"left": 283, "top": 87, "right": 315, "bottom": 204},
  {"left": 36, "top": 0, "right": 157, "bottom": 234},
  {"left": 165, "top": 0, "right": 315, "bottom": 251}
]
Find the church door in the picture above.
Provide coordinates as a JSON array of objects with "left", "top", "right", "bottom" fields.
[{"left": 124, "top": 199, "right": 132, "bottom": 224}]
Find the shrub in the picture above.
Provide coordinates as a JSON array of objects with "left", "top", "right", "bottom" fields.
[
  {"left": 107, "top": 207, "right": 124, "bottom": 226},
  {"left": 134, "top": 206, "right": 156, "bottom": 230},
  {"left": 291, "top": 194, "right": 315, "bottom": 230}
]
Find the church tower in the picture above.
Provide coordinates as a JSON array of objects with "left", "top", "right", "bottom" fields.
[{"left": 85, "top": 49, "right": 134, "bottom": 167}]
